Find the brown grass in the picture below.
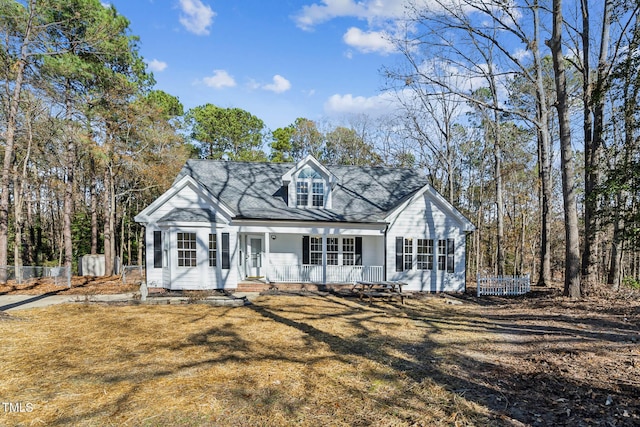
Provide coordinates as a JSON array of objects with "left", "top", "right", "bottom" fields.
[
  {"left": 0, "top": 295, "right": 495, "bottom": 426},
  {"left": 0, "top": 276, "right": 139, "bottom": 296},
  {"left": 1, "top": 291, "right": 638, "bottom": 426}
]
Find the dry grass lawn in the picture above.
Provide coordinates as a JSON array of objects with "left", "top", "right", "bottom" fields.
[{"left": 0, "top": 291, "right": 638, "bottom": 426}]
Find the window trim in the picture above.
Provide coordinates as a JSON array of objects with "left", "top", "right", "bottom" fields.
[
  {"left": 327, "top": 237, "right": 338, "bottom": 265},
  {"left": 343, "top": 237, "right": 355, "bottom": 266},
  {"left": 208, "top": 233, "right": 217, "bottom": 267},
  {"left": 295, "top": 168, "right": 326, "bottom": 209},
  {"left": 309, "top": 236, "right": 323, "bottom": 265},
  {"left": 153, "top": 231, "right": 162, "bottom": 268},
  {"left": 417, "top": 238, "right": 434, "bottom": 270},
  {"left": 177, "top": 232, "right": 197, "bottom": 268}
]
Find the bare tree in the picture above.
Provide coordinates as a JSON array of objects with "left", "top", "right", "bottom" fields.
[{"left": 548, "top": 0, "right": 582, "bottom": 298}]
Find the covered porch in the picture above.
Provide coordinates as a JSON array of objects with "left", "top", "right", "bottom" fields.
[{"left": 236, "top": 223, "right": 386, "bottom": 286}]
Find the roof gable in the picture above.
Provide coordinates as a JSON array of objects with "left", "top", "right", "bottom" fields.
[
  {"left": 385, "top": 184, "right": 475, "bottom": 232},
  {"left": 134, "top": 175, "right": 234, "bottom": 224},
  {"left": 282, "top": 154, "right": 337, "bottom": 187}
]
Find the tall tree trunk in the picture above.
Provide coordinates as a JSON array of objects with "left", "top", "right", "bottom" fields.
[
  {"left": 90, "top": 158, "right": 98, "bottom": 255},
  {"left": 13, "top": 104, "right": 34, "bottom": 278},
  {"left": 491, "top": 87, "right": 505, "bottom": 276},
  {"left": 104, "top": 166, "right": 113, "bottom": 276},
  {"left": 549, "top": 0, "right": 582, "bottom": 298},
  {"left": 582, "top": 0, "right": 613, "bottom": 294},
  {"left": 13, "top": 168, "right": 23, "bottom": 282},
  {"left": 608, "top": 205, "right": 624, "bottom": 290},
  {"left": 533, "top": 0, "right": 552, "bottom": 286},
  {"left": 63, "top": 80, "right": 76, "bottom": 272},
  {"left": 0, "top": 0, "right": 36, "bottom": 283}
]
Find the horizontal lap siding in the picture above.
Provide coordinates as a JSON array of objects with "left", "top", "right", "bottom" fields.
[
  {"left": 387, "top": 194, "right": 466, "bottom": 292},
  {"left": 142, "top": 184, "right": 234, "bottom": 290},
  {"left": 145, "top": 227, "right": 164, "bottom": 287},
  {"left": 169, "top": 228, "right": 238, "bottom": 290}
]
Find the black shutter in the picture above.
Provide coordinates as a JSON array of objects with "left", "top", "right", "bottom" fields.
[
  {"left": 447, "top": 238, "right": 455, "bottom": 273},
  {"left": 302, "top": 236, "right": 310, "bottom": 265},
  {"left": 395, "top": 237, "right": 404, "bottom": 272},
  {"left": 153, "top": 231, "right": 162, "bottom": 268},
  {"left": 221, "top": 233, "right": 230, "bottom": 269},
  {"left": 355, "top": 237, "right": 363, "bottom": 265}
]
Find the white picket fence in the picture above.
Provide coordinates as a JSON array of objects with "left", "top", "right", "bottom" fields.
[{"left": 477, "top": 274, "right": 530, "bottom": 296}]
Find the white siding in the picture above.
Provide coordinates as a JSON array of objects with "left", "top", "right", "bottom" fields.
[
  {"left": 386, "top": 193, "right": 467, "bottom": 292},
  {"left": 144, "top": 227, "right": 163, "bottom": 288},
  {"left": 140, "top": 183, "right": 236, "bottom": 290},
  {"left": 166, "top": 226, "right": 238, "bottom": 290},
  {"left": 268, "top": 234, "right": 302, "bottom": 265}
]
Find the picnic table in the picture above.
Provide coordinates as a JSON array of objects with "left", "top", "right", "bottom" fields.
[{"left": 352, "top": 280, "right": 407, "bottom": 304}]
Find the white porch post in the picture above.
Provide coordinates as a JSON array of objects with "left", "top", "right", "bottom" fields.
[
  {"left": 264, "top": 231, "right": 270, "bottom": 282},
  {"left": 322, "top": 235, "right": 327, "bottom": 284}
]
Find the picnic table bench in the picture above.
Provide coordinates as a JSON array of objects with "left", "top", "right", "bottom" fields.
[{"left": 352, "top": 280, "right": 407, "bottom": 304}]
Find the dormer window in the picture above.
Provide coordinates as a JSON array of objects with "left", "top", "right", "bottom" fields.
[
  {"left": 297, "top": 167, "right": 324, "bottom": 208},
  {"left": 312, "top": 182, "right": 324, "bottom": 207},
  {"left": 283, "top": 155, "right": 337, "bottom": 209},
  {"left": 296, "top": 181, "right": 308, "bottom": 206}
]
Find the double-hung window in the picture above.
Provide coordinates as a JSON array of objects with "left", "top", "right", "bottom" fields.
[
  {"left": 327, "top": 238, "right": 338, "bottom": 265},
  {"left": 296, "top": 167, "right": 325, "bottom": 208},
  {"left": 177, "top": 232, "right": 197, "bottom": 267},
  {"left": 296, "top": 181, "right": 309, "bottom": 206},
  {"left": 404, "top": 238, "right": 413, "bottom": 270},
  {"left": 437, "top": 240, "right": 447, "bottom": 271},
  {"left": 417, "top": 239, "right": 434, "bottom": 270},
  {"left": 208, "top": 234, "right": 217, "bottom": 267},
  {"left": 437, "top": 239, "right": 455, "bottom": 272},
  {"left": 312, "top": 182, "right": 324, "bottom": 207},
  {"left": 343, "top": 237, "right": 355, "bottom": 265},
  {"left": 310, "top": 237, "right": 322, "bottom": 265}
]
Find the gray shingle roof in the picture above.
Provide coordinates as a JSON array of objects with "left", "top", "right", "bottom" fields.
[
  {"left": 175, "top": 160, "right": 429, "bottom": 223},
  {"left": 158, "top": 208, "right": 218, "bottom": 223}
]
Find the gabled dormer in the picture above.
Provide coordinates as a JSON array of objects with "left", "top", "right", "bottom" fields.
[{"left": 282, "top": 155, "right": 338, "bottom": 209}]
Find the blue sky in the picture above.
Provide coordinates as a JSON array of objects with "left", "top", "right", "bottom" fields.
[{"left": 105, "top": 0, "right": 408, "bottom": 132}]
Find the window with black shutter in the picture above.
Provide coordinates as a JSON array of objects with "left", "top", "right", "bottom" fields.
[
  {"left": 395, "top": 236, "right": 404, "bottom": 272},
  {"left": 355, "top": 236, "right": 362, "bottom": 266},
  {"left": 221, "top": 233, "right": 230, "bottom": 269},
  {"left": 302, "top": 236, "right": 310, "bottom": 265},
  {"left": 153, "top": 231, "right": 162, "bottom": 268}
]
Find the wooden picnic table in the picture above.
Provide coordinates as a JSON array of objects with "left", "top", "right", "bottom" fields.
[{"left": 352, "top": 280, "right": 407, "bottom": 304}]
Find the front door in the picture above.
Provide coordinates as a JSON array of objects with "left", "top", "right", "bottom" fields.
[{"left": 248, "top": 236, "right": 263, "bottom": 277}]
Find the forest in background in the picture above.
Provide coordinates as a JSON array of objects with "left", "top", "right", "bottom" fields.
[{"left": 2, "top": 0, "right": 640, "bottom": 298}]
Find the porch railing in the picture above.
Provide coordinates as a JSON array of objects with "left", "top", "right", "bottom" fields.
[
  {"left": 477, "top": 274, "right": 530, "bottom": 296},
  {"left": 268, "top": 265, "right": 383, "bottom": 284}
]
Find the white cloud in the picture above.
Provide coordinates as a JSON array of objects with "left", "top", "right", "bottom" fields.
[
  {"left": 343, "top": 27, "right": 395, "bottom": 55},
  {"left": 178, "top": 0, "right": 215, "bottom": 36},
  {"left": 324, "top": 92, "right": 398, "bottom": 117},
  {"left": 263, "top": 75, "right": 292, "bottom": 93},
  {"left": 294, "top": 0, "right": 406, "bottom": 30},
  {"left": 202, "top": 70, "right": 236, "bottom": 88},
  {"left": 147, "top": 59, "right": 168, "bottom": 72},
  {"left": 512, "top": 48, "right": 532, "bottom": 61}
]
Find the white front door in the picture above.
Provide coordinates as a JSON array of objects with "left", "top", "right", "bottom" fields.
[{"left": 248, "top": 236, "right": 264, "bottom": 277}]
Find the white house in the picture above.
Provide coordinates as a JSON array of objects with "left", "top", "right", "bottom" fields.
[{"left": 134, "top": 155, "right": 475, "bottom": 292}]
